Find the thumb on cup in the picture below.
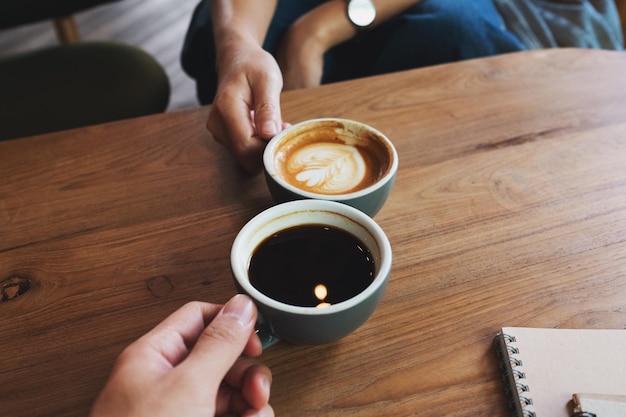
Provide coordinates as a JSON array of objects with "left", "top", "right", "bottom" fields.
[{"left": 183, "top": 294, "right": 258, "bottom": 376}]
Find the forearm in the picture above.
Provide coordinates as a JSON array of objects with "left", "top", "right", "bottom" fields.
[{"left": 209, "top": 0, "right": 277, "bottom": 46}]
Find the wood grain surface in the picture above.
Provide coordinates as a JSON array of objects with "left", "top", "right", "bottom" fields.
[{"left": 1, "top": 48, "right": 626, "bottom": 417}]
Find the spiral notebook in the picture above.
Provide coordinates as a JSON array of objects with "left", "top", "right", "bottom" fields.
[{"left": 494, "top": 327, "right": 626, "bottom": 417}]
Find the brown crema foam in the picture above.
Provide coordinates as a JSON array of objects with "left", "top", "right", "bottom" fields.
[{"left": 272, "top": 120, "right": 392, "bottom": 195}]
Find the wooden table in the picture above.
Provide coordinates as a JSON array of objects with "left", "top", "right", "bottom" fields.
[{"left": 2, "top": 48, "right": 625, "bottom": 417}]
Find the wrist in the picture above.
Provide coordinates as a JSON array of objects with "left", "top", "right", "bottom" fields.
[
  {"left": 214, "top": 23, "right": 261, "bottom": 50},
  {"left": 214, "top": 31, "right": 261, "bottom": 74},
  {"left": 346, "top": 0, "right": 377, "bottom": 28}
]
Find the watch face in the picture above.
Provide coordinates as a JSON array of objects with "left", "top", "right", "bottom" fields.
[{"left": 348, "top": 0, "right": 376, "bottom": 27}]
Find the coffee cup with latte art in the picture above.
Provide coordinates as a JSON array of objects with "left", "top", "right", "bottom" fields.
[{"left": 263, "top": 118, "right": 398, "bottom": 217}]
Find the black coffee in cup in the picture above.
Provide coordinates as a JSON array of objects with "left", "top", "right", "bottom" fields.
[{"left": 248, "top": 224, "right": 375, "bottom": 307}]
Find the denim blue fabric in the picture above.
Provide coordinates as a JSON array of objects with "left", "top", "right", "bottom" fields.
[
  {"left": 181, "top": 0, "right": 525, "bottom": 105},
  {"left": 493, "top": 0, "right": 624, "bottom": 50}
]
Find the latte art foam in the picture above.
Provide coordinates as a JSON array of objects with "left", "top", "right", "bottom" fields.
[
  {"left": 269, "top": 119, "right": 393, "bottom": 197},
  {"left": 288, "top": 143, "right": 366, "bottom": 194}
]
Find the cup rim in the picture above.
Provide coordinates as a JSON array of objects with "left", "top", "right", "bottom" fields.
[
  {"left": 230, "top": 200, "right": 392, "bottom": 315},
  {"left": 263, "top": 118, "right": 399, "bottom": 200}
]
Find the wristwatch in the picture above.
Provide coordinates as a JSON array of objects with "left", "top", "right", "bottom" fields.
[{"left": 346, "top": 0, "right": 376, "bottom": 29}]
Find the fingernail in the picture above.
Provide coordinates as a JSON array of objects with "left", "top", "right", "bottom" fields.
[
  {"left": 262, "top": 374, "right": 271, "bottom": 397},
  {"left": 222, "top": 294, "right": 255, "bottom": 326},
  {"left": 260, "top": 120, "right": 278, "bottom": 137}
]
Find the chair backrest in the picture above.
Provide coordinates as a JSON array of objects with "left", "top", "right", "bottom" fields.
[
  {"left": 0, "top": 0, "right": 171, "bottom": 140},
  {"left": 0, "top": 41, "right": 170, "bottom": 141},
  {"left": 0, "top": 0, "right": 120, "bottom": 31},
  {"left": 0, "top": 0, "right": 121, "bottom": 43}
]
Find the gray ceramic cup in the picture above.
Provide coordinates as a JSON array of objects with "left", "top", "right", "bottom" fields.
[
  {"left": 263, "top": 118, "right": 398, "bottom": 217},
  {"left": 230, "top": 199, "right": 392, "bottom": 346}
]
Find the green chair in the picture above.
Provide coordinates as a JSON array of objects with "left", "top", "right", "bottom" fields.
[
  {"left": 0, "top": 0, "right": 122, "bottom": 43},
  {"left": 0, "top": 0, "right": 170, "bottom": 141}
]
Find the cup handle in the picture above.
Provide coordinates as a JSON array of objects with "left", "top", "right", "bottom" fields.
[{"left": 255, "top": 313, "right": 280, "bottom": 349}]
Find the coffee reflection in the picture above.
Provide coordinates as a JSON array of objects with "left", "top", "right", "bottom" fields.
[
  {"left": 314, "top": 284, "right": 331, "bottom": 308},
  {"left": 248, "top": 225, "right": 375, "bottom": 307}
]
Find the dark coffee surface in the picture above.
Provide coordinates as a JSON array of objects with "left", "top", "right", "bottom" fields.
[{"left": 248, "top": 225, "right": 375, "bottom": 307}]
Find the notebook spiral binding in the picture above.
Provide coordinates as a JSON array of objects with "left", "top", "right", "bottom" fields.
[{"left": 495, "top": 332, "right": 536, "bottom": 417}]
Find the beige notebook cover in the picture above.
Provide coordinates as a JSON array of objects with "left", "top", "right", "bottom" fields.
[{"left": 494, "top": 327, "right": 626, "bottom": 417}]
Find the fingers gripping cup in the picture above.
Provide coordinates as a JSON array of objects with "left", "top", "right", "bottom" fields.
[
  {"left": 230, "top": 200, "right": 392, "bottom": 346},
  {"left": 263, "top": 118, "right": 398, "bottom": 217}
]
